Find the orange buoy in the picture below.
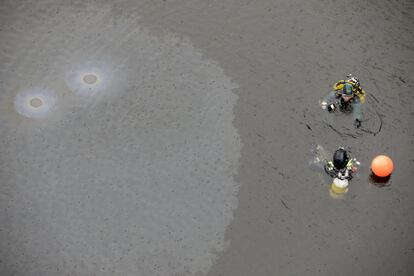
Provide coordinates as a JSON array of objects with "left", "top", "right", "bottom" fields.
[{"left": 371, "top": 155, "right": 394, "bottom": 177}]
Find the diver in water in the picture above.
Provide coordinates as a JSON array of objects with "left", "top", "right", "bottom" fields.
[
  {"left": 323, "top": 147, "right": 360, "bottom": 195},
  {"left": 310, "top": 145, "right": 360, "bottom": 194},
  {"left": 325, "top": 147, "right": 360, "bottom": 194},
  {"left": 324, "top": 147, "right": 358, "bottom": 180},
  {"left": 321, "top": 74, "right": 366, "bottom": 128}
]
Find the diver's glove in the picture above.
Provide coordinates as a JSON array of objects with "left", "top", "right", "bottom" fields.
[{"left": 354, "top": 119, "right": 361, "bottom": 128}]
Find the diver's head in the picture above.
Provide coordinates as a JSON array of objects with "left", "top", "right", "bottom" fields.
[
  {"left": 342, "top": 82, "right": 353, "bottom": 96},
  {"left": 342, "top": 82, "right": 354, "bottom": 102},
  {"left": 333, "top": 147, "right": 349, "bottom": 170}
]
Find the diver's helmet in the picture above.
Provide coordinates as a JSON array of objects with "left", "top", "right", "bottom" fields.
[{"left": 333, "top": 147, "right": 349, "bottom": 170}]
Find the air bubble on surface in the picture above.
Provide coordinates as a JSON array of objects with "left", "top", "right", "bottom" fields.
[
  {"left": 66, "top": 65, "right": 110, "bottom": 96},
  {"left": 14, "top": 88, "right": 56, "bottom": 118}
]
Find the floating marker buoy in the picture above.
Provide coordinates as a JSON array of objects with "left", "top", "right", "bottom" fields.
[{"left": 371, "top": 155, "right": 394, "bottom": 177}]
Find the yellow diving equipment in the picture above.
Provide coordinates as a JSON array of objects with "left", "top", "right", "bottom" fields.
[{"left": 333, "top": 80, "right": 366, "bottom": 103}]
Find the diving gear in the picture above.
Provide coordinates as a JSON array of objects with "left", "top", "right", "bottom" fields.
[
  {"left": 324, "top": 148, "right": 359, "bottom": 180},
  {"left": 327, "top": 103, "right": 335, "bottom": 112}
]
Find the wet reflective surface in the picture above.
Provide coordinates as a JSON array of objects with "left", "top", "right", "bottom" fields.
[
  {"left": 1, "top": 0, "right": 414, "bottom": 275},
  {"left": 0, "top": 2, "right": 240, "bottom": 275}
]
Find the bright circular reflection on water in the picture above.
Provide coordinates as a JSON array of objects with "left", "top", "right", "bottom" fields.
[{"left": 14, "top": 88, "right": 56, "bottom": 118}]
